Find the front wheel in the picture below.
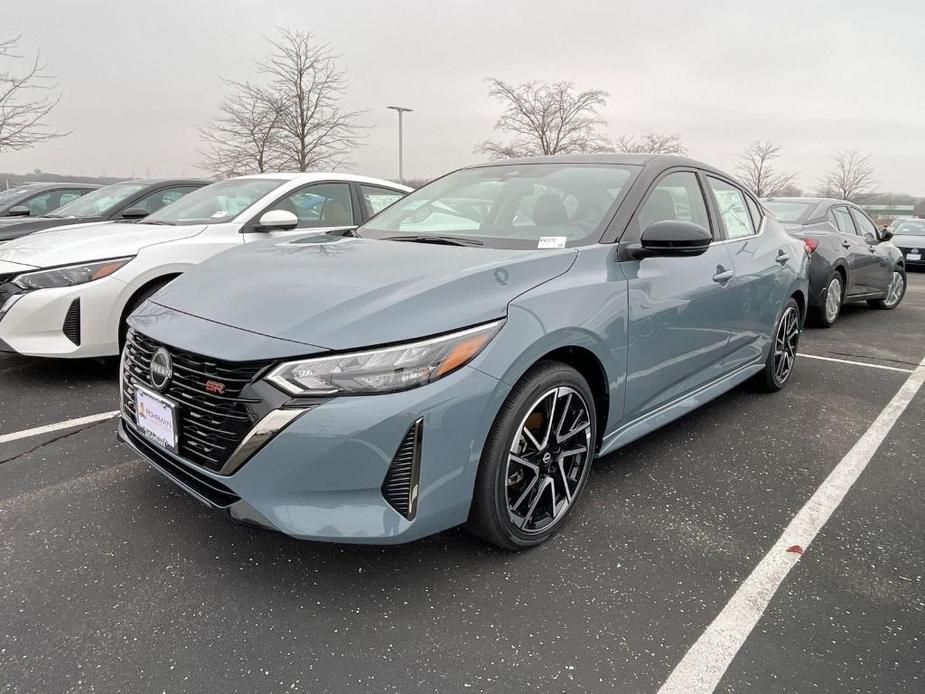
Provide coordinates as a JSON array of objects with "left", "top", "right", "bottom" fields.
[
  {"left": 466, "top": 361, "right": 597, "bottom": 550},
  {"left": 867, "top": 268, "right": 906, "bottom": 310},
  {"left": 754, "top": 298, "right": 801, "bottom": 392}
]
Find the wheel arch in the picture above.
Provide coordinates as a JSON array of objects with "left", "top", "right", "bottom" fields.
[{"left": 118, "top": 273, "right": 182, "bottom": 341}]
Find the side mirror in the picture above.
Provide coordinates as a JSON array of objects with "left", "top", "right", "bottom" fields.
[
  {"left": 255, "top": 209, "right": 298, "bottom": 231},
  {"left": 863, "top": 232, "right": 878, "bottom": 245},
  {"left": 880, "top": 229, "right": 894, "bottom": 242},
  {"left": 7, "top": 206, "right": 30, "bottom": 217},
  {"left": 121, "top": 207, "right": 149, "bottom": 220},
  {"left": 627, "top": 220, "right": 713, "bottom": 259}
]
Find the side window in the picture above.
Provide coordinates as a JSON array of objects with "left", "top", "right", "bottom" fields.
[
  {"left": 268, "top": 182, "right": 354, "bottom": 228},
  {"left": 360, "top": 185, "right": 405, "bottom": 218},
  {"left": 745, "top": 195, "right": 763, "bottom": 231},
  {"left": 55, "top": 190, "right": 85, "bottom": 208},
  {"left": 131, "top": 186, "right": 199, "bottom": 214},
  {"left": 20, "top": 191, "right": 55, "bottom": 216},
  {"left": 706, "top": 177, "right": 754, "bottom": 239},
  {"left": 637, "top": 171, "right": 711, "bottom": 235},
  {"left": 849, "top": 207, "right": 878, "bottom": 240},
  {"left": 830, "top": 206, "right": 857, "bottom": 235}
]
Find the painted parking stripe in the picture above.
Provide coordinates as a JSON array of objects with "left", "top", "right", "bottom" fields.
[
  {"left": 658, "top": 352, "right": 925, "bottom": 694},
  {"left": 0, "top": 411, "right": 120, "bottom": 445},
  {"left": 800, "top": 352, "right": 914, "bottom": 373}
]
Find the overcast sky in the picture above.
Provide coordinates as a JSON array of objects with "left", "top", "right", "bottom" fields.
[{"left": 4, "top": 0, "right": 924, "bottom": 193}]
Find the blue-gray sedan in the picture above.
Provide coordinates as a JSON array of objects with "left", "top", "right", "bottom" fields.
[{"left": 118, "top": 154, "right": 809, "bottom": 549}]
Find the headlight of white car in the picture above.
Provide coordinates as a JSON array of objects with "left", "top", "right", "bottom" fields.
[
  {"left": 266, "top": 320, "right": 504, "bottom": 396},
  {"left": 13, "top": 257, "right": 135, "bottom": 290}
]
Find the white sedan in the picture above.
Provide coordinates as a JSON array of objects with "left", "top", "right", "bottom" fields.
[{"left": 0, "top": 173, "right": 410, "bottom": 358}]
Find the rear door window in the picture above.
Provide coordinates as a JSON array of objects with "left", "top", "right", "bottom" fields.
[
  {"left": 830, "top": 206, "right": 857, "bottom": 235},
  {"left": 360, "top": 185, "right": 405, "bottom": 218},
  {"left": 706, "top": 177, "right": 755, "bottom": 239}
]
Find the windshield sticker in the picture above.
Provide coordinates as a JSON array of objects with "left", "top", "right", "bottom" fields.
[{"left": 538, "top": 236, "right": 566, "bottom": 249}]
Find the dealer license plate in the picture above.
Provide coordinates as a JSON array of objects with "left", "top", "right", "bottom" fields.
[
  {"left": 135, "top": 385, "right": 179, "bottom": 454},
  {"left": 907, "top": 252, "right": 921, "bottom": 261}
]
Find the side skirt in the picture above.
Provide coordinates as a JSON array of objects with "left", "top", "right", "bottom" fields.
[{"left": 597, "top": 361, "right": 765, "bottom": 458}]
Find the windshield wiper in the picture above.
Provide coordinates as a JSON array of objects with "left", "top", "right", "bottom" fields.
[
  {"left": 143, "top": 220, "right": 176, "bottom": 226},
  {"left": 384, "top": 235, "right": 484, "bottom": 247}
]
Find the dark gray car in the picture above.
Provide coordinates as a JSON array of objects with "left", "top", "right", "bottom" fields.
[
  {"left": 0, "top": 179, "right": 209, "bottom": 244},
  {"left": 0, "top": 182, "right": 99, "bottom": 218},
  {"left": 763, "top": 197, "right": 906, "bottom": 327}
]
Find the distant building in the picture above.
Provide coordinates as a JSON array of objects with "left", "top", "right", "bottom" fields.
[{"left": 861, "top": 203, "right": 916, "bottom": 223}]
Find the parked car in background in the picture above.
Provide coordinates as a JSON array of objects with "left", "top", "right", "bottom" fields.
[
  {"left": 0, "top": 179, "right": 208, "bottom": 244},
  {"left": 0, "top": 182, "right": 100, "bottom": 218},
  {"left": 889, "top": 218, "right": 925, "bottom": 269},
  {"left": 117, "top": 154, "right": 808, "bottom": 549},
  {"left": 763, "top": 197, "right": 905, "bottom": 327},
  {"left": 0, "top": 173, "right": 409, "bottom": 358}
]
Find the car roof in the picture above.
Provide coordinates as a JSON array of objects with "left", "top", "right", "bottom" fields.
[
  {"left": 460, "top": 153, "right": 741, "bottom": 183},
  {"left": 763, "top": 196, "right": 852, "bottom": 205},
  {"left": 226, "top": 172, "right": 411, "bottom": 191},
  {"left": 7, "top": 181, "right": 103, "bottom": 190},
  {"left": 108, "top": 178, "right": 211, "bottom": 187}
]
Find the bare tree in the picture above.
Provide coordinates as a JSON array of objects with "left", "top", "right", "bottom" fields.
[
  {"left": 199, "top": 80, "right": 282, "bottom": 177},
  {"left": 735, "top": 140, "right": 796, "bottom": 198},
  {"left": 260, "top": 29, "right": 361, "bottom": 171},
  {"left": 0, "top": 36, "right": 68, "bottom": 154},
  {"left": 476, "top": 78, "right": 611, "bottom": 158},
  {"left": 615, "top": 131, "right": 686, "bottom": 155},
  {"left": 821, "top": 149, "right": 877, "bottom": 201}
]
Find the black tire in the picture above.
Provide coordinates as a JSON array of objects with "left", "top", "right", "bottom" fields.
[
  {"left": 466, "top": 361, "right": 597, "bottom": 550},
  {"left": 807, "top": 271, "right": 843, "bottom": 328},
  {"left": 118, "top": 278, "right": 174, "bottom": 351},
  {"left": 753, "top": 297, "right": 801, "bottom": 393},
  {"left": 867, "top": 267, "right": 906, "bottom": 310}
]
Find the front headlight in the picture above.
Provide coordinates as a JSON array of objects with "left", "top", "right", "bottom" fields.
[
  {"left": 266, "top": 320, "right": 504, "bottom": 396},
  {"left": 13, "top": 257, "right": 135, "bottom": 290}
]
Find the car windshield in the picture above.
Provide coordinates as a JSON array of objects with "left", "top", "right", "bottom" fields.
[
  {"left": 894, "top": 220, "right": 925, "bottom": 236},
  {"left": 50, "top": 182, "right": 147, "bottom": 218},
  {"left": 359, "top": 163, "right": 639, "bottom": 249},
  {"left": 0, "top": 186, "right": 29, "bottom": 206},
  {"left": 764, "top": 201, "right": 816, "bottom": 223},
  {"left": 143, "top": 178, "right": 286, "bottom": 225}
]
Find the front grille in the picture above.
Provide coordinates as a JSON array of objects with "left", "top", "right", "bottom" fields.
[
  {"left": 63, "top": 299, "right": 81, "bottom": 345},
  {"left": 122, "top": 329, "right": 273, "bottom": 472},
  {"left": 381, "top": 419, "right": 423, "bottom": 520}
]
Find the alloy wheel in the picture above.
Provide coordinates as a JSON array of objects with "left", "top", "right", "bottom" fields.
[
  {"left": 825, "top": 276, "right": 842, "bottom": 323},
  {"left": 774, "top": 306, "right": 800, "bottom": 384},
  {"left": 505, "top": 386, "right": 593, "bottom": 534},
  {"left": 883, "top": 271, "right": 904, "bottom": 308}
]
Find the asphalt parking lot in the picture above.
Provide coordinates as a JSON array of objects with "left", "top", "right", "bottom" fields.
[{"left": 1, "top": 274, "right": 923, "bottom": 694}]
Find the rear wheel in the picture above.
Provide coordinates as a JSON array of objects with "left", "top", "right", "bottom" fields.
[
  {"left": 808, "top": 272, "right": 842, "bottom": 328},
  {"left": 466, "top": 361, "right": 597, "bottom": 550},
  {"left": 867, "top": 268, "right": 906, "bottom": 310},
  {"left": 754, "top": 298, "right": 801, "bottom": 392}
]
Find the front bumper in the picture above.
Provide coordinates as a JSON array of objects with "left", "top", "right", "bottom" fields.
[
  {"left": 0, "top": 275, "right": 125, "bottom": 357},
  {"left": 119, "top": 362, "right": 510, "bottom": 544}
]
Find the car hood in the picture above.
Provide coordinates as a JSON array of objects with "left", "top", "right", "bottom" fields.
[
  {"left": 0, "top": 222, "right": 207, "bottom": 268},
  {"left": 891, "top": 234, "right": 925, "bottom": 248},
  {"left": 151, "top": 235, "right": 578, "bottom": 351}
]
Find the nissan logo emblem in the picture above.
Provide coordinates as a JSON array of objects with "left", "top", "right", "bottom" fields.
[{"left": 150, "top": 347, "right": 173, "bottom": 391}]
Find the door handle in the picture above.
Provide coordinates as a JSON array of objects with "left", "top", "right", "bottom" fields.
[
  {"left": 776, "top": 251, "right": 791, "bottom": 264},
  {"left": 841, "top": 241, "right": 851, "bottom": 249},
  {"left": 712, "top": 268, "right": 734, "bottom": 284}
]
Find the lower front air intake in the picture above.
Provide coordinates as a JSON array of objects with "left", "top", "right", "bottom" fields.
[{"left": 381, "top": 419, "right": 423, "bottom": 520}]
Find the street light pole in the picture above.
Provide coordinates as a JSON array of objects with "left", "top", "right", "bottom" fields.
[{"left": 387, "top": 106, "right": 413, "bottom": 183}]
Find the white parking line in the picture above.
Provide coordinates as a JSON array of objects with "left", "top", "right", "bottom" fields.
[
  {"left": 658, "top": 352, "right": 925, "bottom": 694},
  {"left": 800, "top": 352, "right": 914, "bottom": 373},
  {"left": 0, "top": 411, "right": 120, "bottom": 446}
]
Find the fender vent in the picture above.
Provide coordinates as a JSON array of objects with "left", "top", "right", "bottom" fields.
[
  {"left": 381, "top": 419, "right": 423, "bottom": 520},
  {"left": 63, "top": 299, "right": 81, "bottom": 345}
]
